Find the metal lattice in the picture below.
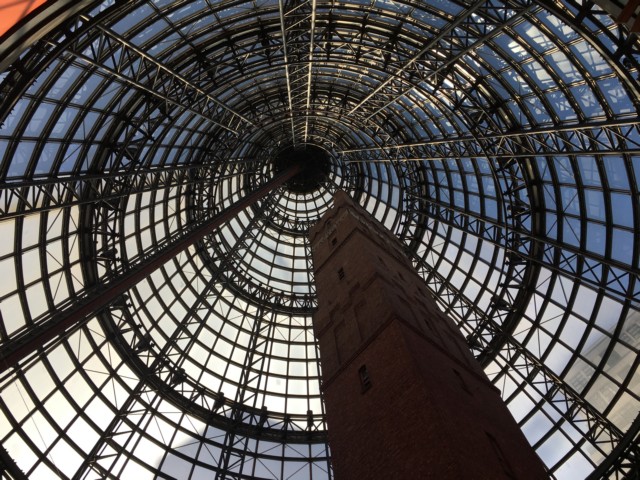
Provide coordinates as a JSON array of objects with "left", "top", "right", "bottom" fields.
[{"left": 0, "top": 0, "right": 639, "bottom": 479}]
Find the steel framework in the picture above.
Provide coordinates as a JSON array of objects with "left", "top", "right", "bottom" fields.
[{"left": 0, "top": 0, "right": 639, "bottom": 479}]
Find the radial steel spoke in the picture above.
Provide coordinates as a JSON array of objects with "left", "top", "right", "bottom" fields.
[{"left": 0, "top": 165, "right": 301, "bottom": 373}]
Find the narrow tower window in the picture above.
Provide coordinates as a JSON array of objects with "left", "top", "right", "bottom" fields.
[{"left": 358, "top": 365, "right": 372, "bottom": 392}]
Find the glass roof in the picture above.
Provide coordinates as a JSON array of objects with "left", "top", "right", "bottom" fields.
[{"left": 0, "top": 0, "right": 639, "bottom": 478}]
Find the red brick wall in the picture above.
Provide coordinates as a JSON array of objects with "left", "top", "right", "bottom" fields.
[{"left": 310, "top": 191, "right": 547, "bottom": 479}]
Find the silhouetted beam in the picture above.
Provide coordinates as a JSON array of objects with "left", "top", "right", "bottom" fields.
[{"left": 0, "top": 164, "right": 302, "bottom": 373}]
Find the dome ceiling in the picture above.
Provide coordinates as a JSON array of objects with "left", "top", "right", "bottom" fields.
[{"left": 0, "top": 0, "right": 639, "bottom": 479}]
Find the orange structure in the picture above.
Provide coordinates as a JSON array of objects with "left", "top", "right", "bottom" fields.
[
  {"left": 0, "top": 0, "right": 48, "bottom": 37},
  {"left": 310, "top": 191, "right": 548, "bottom": 479}
]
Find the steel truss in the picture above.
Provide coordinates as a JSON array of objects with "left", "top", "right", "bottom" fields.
[
  {"left": 191, "top": 160, "right": 318, "bottom": 314},
  {"left": 409, "top": 249, "right": 640, "bottom": 474},
  {"left": 0, "top": 445, "right": 27, "bottom": 480},
  {"left": 0, "top": 0, "right": 639, "bottom": 478},
  {"left": 73, "top": 197, "right": 326, "bottom": 479},
  {"left": 278, "top": 0, "right": 317, "bottom": 145},
  {"left": 406, "top": 186, "right": 638, "bottom": 301},
  {"left": 344, "top": 119, "right": 640, "bottom": 303},
  {"left": 64, "top": 16, "right": 254, "bottom": 134},
  {"left": 341, "top": 119, "right": 640, "bottom": 159},
  {"left": 349, "top": 0, "right": 536, "bottom": 123},
  {"left": 395, "top": 144, "right": 542, "bottom": 376},
  {"left": 0, "top": 163, "right": 253, "bottom": 221},
  {"left": 585, "top": 412, "right": 640, "bottom": 480},
  {"left": 213, "top": 295, "right": 324, "bottom": 478},
  {"left": 0, "top": 165, "right": 301, "bottom": 372}
]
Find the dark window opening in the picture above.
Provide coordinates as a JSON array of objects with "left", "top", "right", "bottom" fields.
[
  {"left": 338, "top": 267, "right": 345, "bottom": 280},
  {"left": 358, "top": 365, "right": 372, "bottom": 392}
]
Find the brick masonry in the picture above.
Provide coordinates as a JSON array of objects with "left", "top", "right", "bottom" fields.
[{"left": 309, "top": 191, "right": 548, "bottom": 479}]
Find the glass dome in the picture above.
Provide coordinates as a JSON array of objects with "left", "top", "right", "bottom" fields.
[{"left": 0, "top": 0, "right": 638, "bottom": 478}]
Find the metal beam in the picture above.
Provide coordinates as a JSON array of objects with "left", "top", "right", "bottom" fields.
[
  {"left": 585, "top": 412, "right": 640, "bottom": 480},
  {"left": 0, "top": 445, "right": 28, "bottom": 480},
  {"left": 279, "top": 0, "right": 317, "bottom": 144},
  {"left": 0, "top": 164, "right": 301, "bottom": 373},
  {"left": 304, "top": 0, "right": 318, "bottom": 142},
  {"left": 341, "top": 119, "right": 640, "bottom": 158},
  {"left": 349, "top": 0, "right": 535, "bottom": 119},
  {"left": 278, "top": 0, "right": 298, "bottom": 145},
  {"left": 57, "top": 18, "right": 256, "bottom": 134},
  {"left": 85, "top": 20, "right": 255, "bottom": 129},
  {"left": 409, "top": 250, "right": 627, "bottom": 461},
  {"left": 342, "top": 150, "right": 640, "bottom": 162},
  {"left": 0, "top": 163, "right": 255, "bottom": 221},
  {"left": 73, "top": 193, "right": 320, "bottom": 479},
  {"left": 347, "top": 0, "right": 487, "bottom": 116},
  {"left": 409, "top": 194, "right": 639, "bottom": 302},
  {"left": 214, "top": 303, "right": 278, "bottom": 478}
]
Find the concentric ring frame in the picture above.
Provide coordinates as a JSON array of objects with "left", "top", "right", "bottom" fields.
[{"left": 0, "top": 0, "right": 639, "bottom": 479}]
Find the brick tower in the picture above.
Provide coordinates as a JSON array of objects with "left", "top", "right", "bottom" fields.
[{"left": 309, "top": 191, "right": 547, "bottom": 479}]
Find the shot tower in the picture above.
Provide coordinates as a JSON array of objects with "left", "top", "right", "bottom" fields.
[{"left": 309, "top": 191, "right": 547, "bottom": 479}]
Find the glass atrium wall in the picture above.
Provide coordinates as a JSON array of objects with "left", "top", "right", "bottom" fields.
[{"left": 0, "top": 0, "right": 639, "bottom": 478}]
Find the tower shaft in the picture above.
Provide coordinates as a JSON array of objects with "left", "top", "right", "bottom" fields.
[{"left": 309, "top": 191, "right": 547, "bottom": 479}]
